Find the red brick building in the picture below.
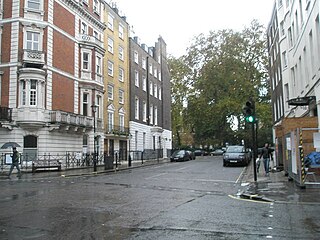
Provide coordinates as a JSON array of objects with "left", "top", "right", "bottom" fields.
[{"left": 0, "top": 0, "right": 105, "bottom": 159}]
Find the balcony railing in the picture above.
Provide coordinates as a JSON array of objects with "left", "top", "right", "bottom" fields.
[
  {"left": 78, "top": 34, "right": 103, "bottom": 48},
  {"left": 106, "top": 125, "right": 129, "bottom": 136},
  {"left": 50, "top": 111, "right": 93, "bottom": 128},
  {"left": 22, "top": 49, "right": 45, "bottom": 66},
  {"left": 0, "top": 106, "right": 12, "bottom": 122}
]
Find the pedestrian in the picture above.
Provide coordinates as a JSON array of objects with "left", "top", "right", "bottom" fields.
[
  {"left": 259, "top": 143, "right": 273, "bottom": 176},
  {"left": 8, "top": 147, "right": 21, "bottom": 179}
]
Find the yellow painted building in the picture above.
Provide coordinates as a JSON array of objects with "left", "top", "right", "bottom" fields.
[{"left": 103, "top": 3, "right": 130, "bottom": 158}]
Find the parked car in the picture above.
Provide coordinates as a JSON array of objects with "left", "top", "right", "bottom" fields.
[
  {"left": 187, "top": 150, "right": 196, "bottom": 160},
  {"left": 223, "top": 145, "right": 250, "bottom": 166},
  {"left": 211, "top": 149, "right": 225, "bottom": 156},
  {"left": 194, "top": 150, "right": 204, "bottom": 156},
  {"left": 170, "top": 150, "right": 191, "bottom": 162}
]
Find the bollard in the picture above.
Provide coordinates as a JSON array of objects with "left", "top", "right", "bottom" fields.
[{"left": 128, "top": 154, "right": 131, "bottom": 167}]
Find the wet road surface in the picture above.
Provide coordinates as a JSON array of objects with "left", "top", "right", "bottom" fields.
[{"left": 0, "top": 156, "right": 319, "bottom": 239}]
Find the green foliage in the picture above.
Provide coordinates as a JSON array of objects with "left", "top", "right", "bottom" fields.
[{"left": 170, "top": 20, "right": 273, "bottom": 148}]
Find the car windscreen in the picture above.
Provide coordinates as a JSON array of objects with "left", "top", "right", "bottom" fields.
[
  {"left": 173, "top": 150, "right": 185, "bottom": 156},
  {"left": 226, "top": 146, "right": 244, "bottom": 153}
]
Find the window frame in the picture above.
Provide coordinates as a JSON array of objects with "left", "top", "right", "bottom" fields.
[{"left": 108, "top": 85, "right": 114, "bottom": 100}]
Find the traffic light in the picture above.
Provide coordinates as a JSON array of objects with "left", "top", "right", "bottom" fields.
[{"left": 243, "top": 100, "right": 255, "bottom": 123}]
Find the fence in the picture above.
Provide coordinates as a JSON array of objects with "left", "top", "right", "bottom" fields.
[
  {"left": 286, "top": 128, "right": 320, "bottom": 188},
  {"left": 0, "top": 149, "right": 168, "bottom": 174}
]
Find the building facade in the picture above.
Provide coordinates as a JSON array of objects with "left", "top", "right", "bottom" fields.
[
  {"left": 0, "top": 0, "right": 106, "bottom": 158},
  {"left": 103, "top": 3, "right": 130, "bottom": 160},
  {"left": 129, "top": 36, "right": 172, "bottom": 159},
  {"left": 268, "top": 0, "right": 320, "bottom": 169}
]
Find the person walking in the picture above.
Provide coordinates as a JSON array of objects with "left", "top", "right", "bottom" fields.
[
  {"left": 8, "top": 147, "right": 21, "bottom": 179},
  {"left": 260, "top": 143, "right": 273, "bottom": 176}
]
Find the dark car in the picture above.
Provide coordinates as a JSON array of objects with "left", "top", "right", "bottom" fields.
[
  {"left": 223, "top": 145, "right": 250, "bottom": 166},
  {"left": 194, "top": 150, "right": 204, "bottom": 156},
  {"left": 170, "top": 150, "right": 191, "bottom": 162},
  {"left": 211, "top": 149, "right": 224, "bottom": 156},
  {"left": 187, "top": 150, "right": 196, "bottom": 160}
]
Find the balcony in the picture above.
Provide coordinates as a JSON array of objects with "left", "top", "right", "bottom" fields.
[
  {"left": 78, "top": 34, "right": 103, "bottom": 48},
  {"left": 49, "top": 111, "right": 94, "bottom": 129},
  {"left": 0, "top": 106, "right": 12, "bottom": 122},
  {"left": 106, "top": 125, "right": 129, "bottom": 137},
  {"left": 22, "top": 50, "right": 45, "bottom": 67}
]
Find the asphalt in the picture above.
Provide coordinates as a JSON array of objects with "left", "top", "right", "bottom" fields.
[
  {"left": 2, "top": 157, "right": 319, "bottom": 204},
  {"left": 240, "top": 159, "right": 320, "bottom": 204}
]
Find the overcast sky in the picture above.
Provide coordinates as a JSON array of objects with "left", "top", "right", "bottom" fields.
[{"left": 110, "top": 0, "right": 275, "bottom": 57}]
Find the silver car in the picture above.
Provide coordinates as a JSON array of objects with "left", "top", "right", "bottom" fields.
[{"left": 223, "top": 145, "right": 250, "bottom": 167}]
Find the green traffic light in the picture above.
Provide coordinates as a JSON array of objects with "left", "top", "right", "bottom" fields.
[{"left": 246, "top": 116, "right": 255, "bottom": 123}]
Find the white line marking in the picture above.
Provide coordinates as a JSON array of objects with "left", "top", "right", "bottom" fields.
[
  {"left": 145, "top": 172, "right": 167, "bottom": 180},
  {"left": 236, "top": 167, "right": 247, "bottom": 184}
]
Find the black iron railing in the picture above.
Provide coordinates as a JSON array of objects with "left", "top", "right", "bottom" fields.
[{"left": 106, "top": 125, "right": 129, "bottom": 136}]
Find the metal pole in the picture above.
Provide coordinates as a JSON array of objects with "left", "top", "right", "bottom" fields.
[
  {"left": 252, "top": 122, "right": 257, "bottom": 182},
  {"left": 93, "top": 109, "right": 97, "bottom": 172}
]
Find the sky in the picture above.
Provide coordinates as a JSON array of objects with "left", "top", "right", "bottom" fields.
[{"left": 109, "top": 0, "right": 275, "bottom": 57}]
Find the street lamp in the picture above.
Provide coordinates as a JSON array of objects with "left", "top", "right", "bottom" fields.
[{"left": 91, "top": 103, "right": 98, "bottom": 172}]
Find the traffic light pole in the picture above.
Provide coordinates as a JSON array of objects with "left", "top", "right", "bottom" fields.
[{"left": 252, "top": 121, "right": 257, "bottom": 182}]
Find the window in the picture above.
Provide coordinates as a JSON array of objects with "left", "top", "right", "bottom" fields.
[
  {"left": 158, "top": 87, "right": 162, "bottom": 100},
  {"left": 150, "top": 81, "right": 153, "bottom": 95},
  {"left": 83, "top": 135, "right": 88, "bottom": 153},
  {"left": 142, "top": 58, "right": 146, "bottom": 69},
  {"left": 93, "top": 0, "right": 100, "bottom": 14},
  {"left": 108, "top": 37, "right": 114, "bottom": 53},
  {"left": 82, "top": 52, "right": 89, "bottom": 70},
  {"left": 108, "top": 61, "right": 114, "bottom": 76},
  {"left": 27, "top": 0, "right": 40, "bottom": 10},
  {"left": 134, "top": 51, "right": 139, "bottom": 64},
  {"left": 142, "top": 75, "right": 147, "bottom": 91},
  {"left": 81, "top": 22, "right": 87, "bottom": 34},
  {"left": 158, "top": 71, "right": 161, "bottom": 81},
  {"left": 108, "top": 13, "right": 114, "bottom": 31},
  {"left": 288, "top": 27, "right": 293, "bottom": 47},
  {"left": 30, "top": 80, "right": 37, "bottom": 106},
  {"left": 154, "top": 106, "right": 158, "bottom": 126},
  {"left": 149, "top": 105, "right": 153, "bottom": 124},
  {"left": 149, "top": 64, "right": 152, "bottom": 74},
  {"left": 93, "top": 30, "right": 99, "bottom": 40},
  {"left": 282, "top": 51, "right": 287, "bottom": 68},
  {"left": 96, "top": 95, "right": 101, "bottom": 118},
  {"left": 135, "top": 71, "right": 139, "bottom": 87},
  {"left": 280, "top": 21, "right": 285, "bottom": 36},
  {"left": 83, "top": 92, "right": 88, "bottom": 116},
  {"left": 22, "top": 81, "right": 26, "bottom": 105},
  {"left": 119, "top": 24, "right": 124, "bottom": 39},
  {"left": 135, "top": 97, "right": 139, "bottom": 120},
  {"left": 154, "top": 68, "right": 157, "bottom": 77},
  {"left": 119, "top": 90, "right": 124, "bottom": 104},
  {"left": 108, "top": 111, "right": 114, "bottom": 132},
  {"left": 119, "top": 46, "right": 124, "bottom": 60},
  {"left": 119, "top": 114, "right": 125, "bottom": 131},
  {"left": 96, "top": 55, "right": 102, "bottom": 75},
  {"left": 278, "top": 0, "right": 283, "bottom": 8},
  {"left": 119, "top": 67, "right": 124, "bottom": 82},
  {"left": 143, "top": 101, "right": 147, "bottom": 122},
  {"left": 108, "top": 85, "right": 114, "bottom": 100},
  {"left": 20, "top": 80, "right": 38, "bottom": 107},
  {"left": 154, "top": 84, "right": 157, "bottom": 98},
  {"left": 26, "top": 31, "right": 40, "bottom": 50}
]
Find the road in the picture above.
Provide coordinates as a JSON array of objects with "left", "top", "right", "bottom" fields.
[{"left": 0, "top": 156, "right": 319, "bottom": 239}]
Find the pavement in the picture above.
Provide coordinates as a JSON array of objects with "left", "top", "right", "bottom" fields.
[{"left": 239, "top": 159, "right": 320, "bottom": 204}]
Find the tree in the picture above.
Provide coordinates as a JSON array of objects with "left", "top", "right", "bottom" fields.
[{"left": 177, "top": 20, "right": 272, "bottom": 148}]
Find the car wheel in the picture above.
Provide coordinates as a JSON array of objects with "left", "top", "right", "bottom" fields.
[{"left": 223, "top": 161, "right": 226, "bottom": 167}]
